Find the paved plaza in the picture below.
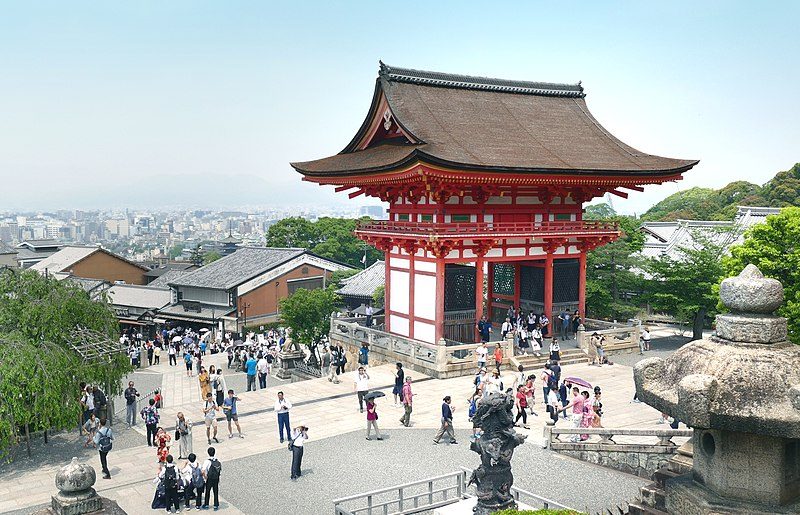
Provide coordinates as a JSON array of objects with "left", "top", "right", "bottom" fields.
[{"left": 0, "top": 338, "right": 681, "bottom": 515}]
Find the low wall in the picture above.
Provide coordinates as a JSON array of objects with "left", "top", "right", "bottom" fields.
[
  {"left": 329, "top": 318, "right": 511, "bottom": 379},
  {"left": 578, "top": 325, "right": 640, "bottom": 359},
  {"left": 544, "top": 427, "right": 692, "bottom": 479}
]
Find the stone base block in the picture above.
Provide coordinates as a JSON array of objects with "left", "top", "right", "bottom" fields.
[
  {"left": 666, "top": 474, "right": 800, "bottom": 514},
  {"left": 274, "top": 351, "right": 305, "bottom": 379},
  {"left": 34, "top": 493, "right": 127, "bottom": 515},
  {"left": 715, "top": 314, "right": 787, "bottom": 343}
]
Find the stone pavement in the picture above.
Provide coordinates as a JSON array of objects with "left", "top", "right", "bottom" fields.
[{"left": 0, "top": 349, "right": 678, "bottom": 514}]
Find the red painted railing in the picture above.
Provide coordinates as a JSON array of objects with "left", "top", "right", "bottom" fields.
[{"left": 356, "top": 220, "right": 619, "bottom": 237}]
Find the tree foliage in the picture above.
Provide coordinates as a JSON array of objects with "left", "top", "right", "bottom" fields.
[
  {"left": 724, "top": 207, "right": 800, "bottom": 343},
  {"left": 644, "top": 235, "right": 726, "bottom": 340},
  {"left": 266, "top": 216, "right": 383, "bottom": 268},
  {"left": 0, "top": 270, "right": 131, "bottom": 458},
  {"left": 584, "top": 204, "right": 645, "bottom": 320},
  {"left": 278, "top": 287, "right": 340, "bottom": 349},
  {"left": 203, "top": 250, "right": 222, "bottom": 264}
]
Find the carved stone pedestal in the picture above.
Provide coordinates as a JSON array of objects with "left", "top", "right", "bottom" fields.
[
  {"left": 33, "top": 457, "right": 127, "bottom": 515},
  {"left": 275, "top": 350, "right": 305, "bottom": 380}
]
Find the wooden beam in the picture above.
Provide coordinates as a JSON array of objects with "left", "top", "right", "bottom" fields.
[
  {"left": 348, "top": 188, "right": 366, "bottom": 199},
  {"left": 335, "top": 185, "right": 356, "bottom": 193},
  {"left": 608, "top": 189, "right": 629, "bottom": 199},
  {"left": 620, "top": 185, "right": 645, "bottom": 192}
]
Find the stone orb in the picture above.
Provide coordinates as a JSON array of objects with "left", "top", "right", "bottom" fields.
[
  {"left": 719, "top": 264, "right": 783, "bottom": 314},
  {"left": 55, "top": 457, "right": 96, "bottom": 493}
]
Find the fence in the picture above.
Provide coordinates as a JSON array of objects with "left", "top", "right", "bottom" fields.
[{"left": 332, "top": 469, "right": 575, "bottom": 515}]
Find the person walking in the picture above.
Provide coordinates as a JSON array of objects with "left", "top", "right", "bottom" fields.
[
  {"left": 198, "top": 367, "right": 211, "bottom": 402},
  {"left": 182, "top": 453, "right": 204, "bottom": 511},
  {"left": 274, "top": 391, "right": 292, "bottom": 443},
  {"left": 202, "top": 390, "right": 221, "bottom": 444},
  {"left": 289, "top": 425, "right": 308, "bottom": 480},
  {"left": 257, "top": 353, "right": 269, "bottom": 389},
  {"left": 358, "top": 342, "right": 370, "bottom": 368},
  {"left": 168, "top": 344, "right": 177, "bottom": 366},
  {"left": 328, "top": 346, "right": 341, "bottom": 383},
  {"left": 160, "top": 454, "right": 181, "bottom": 513},
  {"left": 400, "top": 376, "right": 413, "bottom": 427},
  {"left": 245, "top": 354, "right": 258, "bottom": 392},
  {"left": 184, "top": 351, "right": 194, "bottom": 377},
  {"left": 155, "top": 427, "right": 171, "bottom": 463},
  {"left": 365, "top": 397, "right": 382, "bottom": 441},
  {"left": 353, "top": 366, "right": 370, "bottom": 413},
  {"left": 549, "top": 338, "right": 561, "bottom": 362},
  {"left": 641, "top": 326, "right": 651, "bottom": 353},
  {"left": 222, "top": 389, "right": 244, "bottom": 439},
  {"left": 141, "top": 398, "right": 160, "bottom": 447},
  {"left": 82, "top": 412, "right": 99, "bottom": 448},
  {"left": 94, "top": 418, "right": 113, "bottom": 480},
  {"left": 560, "top": 386, "right": 584, "bottom": 442},
  {"left": 513, "top": 385, "right": 529, "bottom": 429},
  {"left": 124, "top": 381, "right": 139, "bottom": 427},
  {"left": 201, "top": 447, "right": 222, "bottom": 511},
  {"left": 365, "top": 304, "right": 374, "bottom": 327},
  {"left": 476, "top": 316, "right": 492, "bottom": 343},
  {"left": 392, "top": 363, "right": 405, "bottom": 406},
  {"left": 213, "top": 369, "right": 226, "bottom": 407},
  {"left": 433, "top": 396, "right": 457, "bottom": 444},
  {"left": 154, "top": 344, "right": 161, "bottom": 365},
  {"left": 176, "top": 412, "right": 192, "bottom": 459},
  {"left": 475, "top": 342, "right": 488, "bottom": 371},
  {"left": 493, "top": 344, "right": 503, "bottom": 374}
]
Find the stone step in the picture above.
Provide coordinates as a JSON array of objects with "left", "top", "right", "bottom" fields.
[
  {"left": 512, "top": 354, "right": 588, "bottom": 369},
  {"left": 638, "top": 484, "right": 666, "bottom": 512},
  {"left": 667, "top": 452, "right": 693, "bottom": 475},
  {"left": 676, "top": 441, "right": 694, "bottom": 458},
  {"left": 653, "top": 467, "right": 681, "bottom": 489},
  {"left": 627, "top": 502, "right": 669, "bottom": 515}
]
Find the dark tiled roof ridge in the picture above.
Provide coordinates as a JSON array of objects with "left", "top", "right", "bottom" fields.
[{"left": 379, "top": 61, "right": 584, "bottom": 98}]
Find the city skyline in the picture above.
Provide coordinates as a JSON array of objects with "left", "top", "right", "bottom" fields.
[{"left": 1, "top": 2, "right": 798, "bottom": 214}]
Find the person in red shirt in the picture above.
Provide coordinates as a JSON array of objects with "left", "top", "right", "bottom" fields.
[
  {"left": 493, "top": 345, "right": 504, "bottom": 374},
  {"left": 514, "top": 385, "right": 529, "bottom": 429}
]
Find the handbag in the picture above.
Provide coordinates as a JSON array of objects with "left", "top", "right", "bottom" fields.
[
  {"left": 174, "top": 429, "right": 181, "bottom": 441},
  {"left": 287, "top": 432, "right": 301, "bottom": 451}
]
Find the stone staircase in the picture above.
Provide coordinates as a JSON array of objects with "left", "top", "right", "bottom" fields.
[
  {"left": 628, "top": 441, "right": 694, "bottom": 514},
  {"left": 510, "top": 347, "right": 588, "bottom": 370}
]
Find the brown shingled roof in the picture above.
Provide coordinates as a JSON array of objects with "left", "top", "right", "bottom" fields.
[{"left": 292, "top": 63, "right": 697, "bottom": 178}]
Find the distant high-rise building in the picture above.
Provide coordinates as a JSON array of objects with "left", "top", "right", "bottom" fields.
[{"left": 359, "top": 205, "right": 386, "bottom": 219}]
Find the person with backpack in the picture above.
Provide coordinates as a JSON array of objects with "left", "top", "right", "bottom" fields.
[
  {"left": 213, "top": 370, "right": 226, "bottom": 407},
  {"left": 358, "top": 343, "right": 369, "bottom": 368},
  {"left": 159, "top": 454, "right": 182, "bottom": 513},
  {"left": 141, "top": 398, "right": 160, "bottom": 447},
  {"left": 328, "top": 347, "right": 341, "bottom": 383},
  {"left": 201, "top": 447, "right": 222, "bottom": 510},
  {"left": 93, "top": 418, "right": 113, "bottom": 479},
  {"left": 181, "top": 453, "right": 204, "bottom": 510}
]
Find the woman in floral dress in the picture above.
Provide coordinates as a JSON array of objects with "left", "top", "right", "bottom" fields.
[{"left": 154, "top": 427, "right": 171, "bottom": 463}]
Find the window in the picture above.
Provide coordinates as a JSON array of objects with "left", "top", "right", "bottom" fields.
[
  {"left": 397, "top": 213, "right": 410, "bottom": 221},
  {"left": 451, "top": 214, "right": 470, "bottom": 222},
  {"left": 287, "top": 277, "right": 324, "bottom": 295},
  {"left": 420, "top": 214, "right": 433, "bottom": 222},
  {"left": 554, "top": 213, "right": 572, "bottom": 221}
]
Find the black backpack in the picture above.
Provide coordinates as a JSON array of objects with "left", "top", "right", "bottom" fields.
[
  {"left": 97, "top": 428, "right": 112, "bottom": 453},
  {"left": 164, "top": 465, "right": 178, "bottom": 490},
  {"left": 207, "top": 459, "right": 222, "bottom": 482}
]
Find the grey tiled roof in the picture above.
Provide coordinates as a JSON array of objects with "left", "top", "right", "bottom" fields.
[
  {"left": 107, "top": 284, "right": 172, "bottom": 309},
  {"left": 169, "top": 247, "right": 306, "bottom": 290},
  {"left": 64, "top": 276, "right": 109, "bottom": 294},
  {"left": 159, "top": 303, "right": 235, "bottom": 322},
  {"left": 336, "top": 260, "right": 384, "bottom": 299},
  {"left": 0, "top": 241, "right": 17, "bottom": 255},
  {"left": 148, "top": 269, "right": 192, "bottom": 288}
]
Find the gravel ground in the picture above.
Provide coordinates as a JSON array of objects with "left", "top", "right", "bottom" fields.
[{"left": 216, "top": 428, "right": 646, "bottom": 515}]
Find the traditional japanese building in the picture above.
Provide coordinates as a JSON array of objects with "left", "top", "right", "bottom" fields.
[{"left": 292, "top": 63, "right": 697, "bottom": 344}]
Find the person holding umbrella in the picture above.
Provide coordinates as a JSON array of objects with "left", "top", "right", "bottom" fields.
[{"left": 364, "top": 391, "right": 384, "bottom": 440}]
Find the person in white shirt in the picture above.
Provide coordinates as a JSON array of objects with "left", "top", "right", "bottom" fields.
[
  {"left": 641, "top": 327, "right": 651, "bottom": 353},
  {"left": 485, "top": 370, "right": 503, "bottom": 396},
  {"left": 274, "top": 391, "right": 292, "bottom": 443},
  {"left": 257, "top": 354, "right": 269, "bottom": 389},
  {"left": 201, "top": 447, "right": 221, "bottom": 510},
  {"left": 475, "top": 343, "right": 488, "bottom": 371},
  {"left": 181, "top": 453, "right": 204, "bottom": 510},
  {"left": 353, "top": 367, "right": 370, "bottom": 413},
  {"left": 289, "top": 426, "right": 308, "bottom": 480}
]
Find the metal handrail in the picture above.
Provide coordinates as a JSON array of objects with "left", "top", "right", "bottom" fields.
[
  {"left": 457, "top": 467, "right": 575, "bottom": 511},
  {"left": 356, "top": 219, "right": 619, "bottom": 237}
]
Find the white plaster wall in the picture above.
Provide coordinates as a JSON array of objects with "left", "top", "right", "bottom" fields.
[
  {"left": 414, "top": 321, "right": 436, "bottom": 343},
  {"left": 393, "top": 258, "right": 410, "bottom": 270},
  {"left": 507, "top": 248, "right": 526, "bottom": 257},
  {"left": 486, "top": 196, "right": 512, "bottom": 205},
  {"left": 517, "top": 196, "right": 542, "bottom": 204},
  {"left": 390, "top": 315, "right": 409, "bottom": 336},
  {"left": 390, "top": 270, "right": 410, "bottom": 314},
  {"left": 415, "top": 260, "right": 437, "bottom": 273},
  {"left": 414, "top": 273, "right": 437, "bottom": 320}
]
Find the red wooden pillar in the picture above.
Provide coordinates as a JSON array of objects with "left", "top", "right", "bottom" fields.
[
  {"left": 513, "top": 263, "right": 522, "bottom": 312},
  {"left": 578, "top": 250, "right": 587, "bottom": 320},
  {"left": 408, "top": 252, "right": 416, "bottom": 339},
  {"left": 487, "top": 262, "right": 494, "bottom": 321},
  {"left": 384, "top": 256, "right": 392, "bottom": 332},
  {"left": 435, "top": 257, "right": 445, "bottom": 342},
  {"left": 475, "top": 258, "right": 484, "bottom": 343},
  {"left": 544, "top": 252, "right": 554, "bottom": 321}
]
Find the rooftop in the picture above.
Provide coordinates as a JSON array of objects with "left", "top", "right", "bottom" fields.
[
  {"left": 292, "top": 63, "right": 698, "bottom": 179},
  {"left": 107, "top": 284, "right": 172, "bottom": 309},
  {"left": 169, "top": 247, "right": 306, "bottom": 290},
  {"left": 336, "top": 260, "right": 385, "bottom": 299},
  {"left": 30, "top": 245, "right": 149, "bottom": 274}
]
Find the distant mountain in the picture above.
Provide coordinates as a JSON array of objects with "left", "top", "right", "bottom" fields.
[{"left": 641, "top": 163, "right": 800, "bottom": 221}]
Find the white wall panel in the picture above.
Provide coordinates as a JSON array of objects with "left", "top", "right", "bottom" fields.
[
  {"left": 414, "top": 321, "right": 436, "bottom": 343},
  {"left": 393, "top": 258, "right": 410, "bottom": 270},
  {"left": 507, "top": 248, "right": 526, "bottom": 257},
  {"left": 389, "top": 270, "right": 409, "bottom": 314},
  {"left": 414, "top": 274, "right": 437, "bottom": 320},
  {"left": 390, "top": 315, "right": 409, "bottom": 336},
  {"left": 415, "top": 260, "right": 436, "bottom": 273}
]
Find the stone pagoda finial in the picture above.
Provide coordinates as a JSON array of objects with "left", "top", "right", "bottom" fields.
[{"left": 633, "top": 265, "right": 800, "bottom": 513}]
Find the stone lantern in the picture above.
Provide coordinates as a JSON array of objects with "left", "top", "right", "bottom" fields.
[
  {"left": 634, "top": 264, "right": 800, "bottom": 513},
  {"left": 51, "top": 457, "right": 102, "bottom": 514}
]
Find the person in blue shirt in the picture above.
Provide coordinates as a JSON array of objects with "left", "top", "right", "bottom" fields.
[
  {"left": 358, "top": 343, "right": 369, "bottom": 367},
  {"left": 476, "top": 316, "right": 492, "bottom": 343},
  {"left": 433, "top": 396, "right": 457, "bottom": 445},
  {"left": 222, "top": 389, "right": 244, "bottom": 439},
  {"left": 245, "top": 354, "right": 258, "bottom": 391}
]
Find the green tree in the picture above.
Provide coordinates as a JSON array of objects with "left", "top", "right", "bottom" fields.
[
  {"left": 266, "top": 216, "right": 383, "bottom": 268},
  {"left": 724, "top": 206, "right": 800, "bottom": 343},
  {"left": 372, "top": 285, "right": 385, "bottom": 307},
  {"left": 189, "top": 245, "right": 205, "bottom": 266},
  {"left": 645, "top": 235, "right": 725, "bottom": 340},
  {"left": 584, "top": 207, "right": 646, "bottom": 320},
  {"left": 279, "top": 287, "right": 340, "bottom": 364},
  {"left": 203, "top": 251, "right": 222, "bottom": 264},
  {"left": 168, "top": 243, "right": 185, "bottom": 259},
  {"left": 0, "top": 269, "right": 131, "bottom": 458},
  {"left": 761, "top": 163, "right": 800, "bottom": 206}
]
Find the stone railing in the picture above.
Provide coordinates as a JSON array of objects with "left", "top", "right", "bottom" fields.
[
  {"left": 578, "top": 324, "right": 641, "bottom": 358},
  {"left": 544, "top": 427, "right": 693, "bottom": 479},
  {"left": 329, "top": 318, "right": 512, "bottom": 378}
]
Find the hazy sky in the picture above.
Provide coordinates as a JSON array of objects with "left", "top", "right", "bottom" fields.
[{"left": 1, "top": 1, "right": 798, "bottom": 214}]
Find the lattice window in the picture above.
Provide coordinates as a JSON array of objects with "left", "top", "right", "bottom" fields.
[
  {"left": 520, "top": 265, "right": 544, "bottom": 302},
  {"left": 445, "top": 264, "right": 476, "bottom": 311},
  {"left": 553, "top": 259, "right": 579, "bottom": 303},
  {"left": 492, "top": 263, "right": 515, "bottom": 296}
]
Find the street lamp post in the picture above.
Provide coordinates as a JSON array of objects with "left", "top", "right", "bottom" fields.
[{"left": 239, "top": 303, "right": 250, "bottom": 335}]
